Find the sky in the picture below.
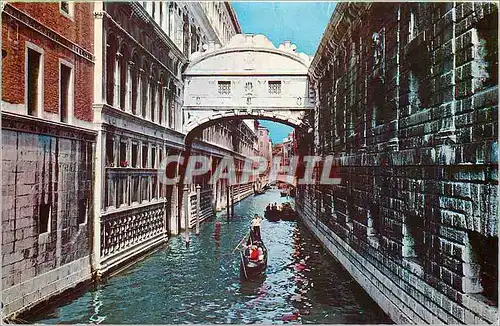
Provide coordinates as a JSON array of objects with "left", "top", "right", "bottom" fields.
[{"left": 232, "top": 2, "right": 335, "bottom": 143}]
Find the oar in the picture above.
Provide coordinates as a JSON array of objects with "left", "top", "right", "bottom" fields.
[
  {"left": 232, "top": 228, "right": 251, "bottom": 253},
  {"left": 240, "top": 251, "right": 248, "bottom": 279}
]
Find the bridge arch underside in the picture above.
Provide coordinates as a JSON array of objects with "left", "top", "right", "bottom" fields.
[{"left": 184, "top": 111, "right": 308, "bottom": 143}]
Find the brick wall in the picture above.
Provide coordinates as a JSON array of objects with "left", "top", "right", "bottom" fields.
[
  {"left": 304, "top": 2, "right": 498, "bottom": 324},
  {"left": 1, "top": 3, "right": 94, "bottom": 122}
]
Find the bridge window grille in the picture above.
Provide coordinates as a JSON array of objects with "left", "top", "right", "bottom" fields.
[
  {"left": 268, "top": 81, "right": 281, "bottom": 94},
  {"left": 218, "top": 81, "right": 231, "bottom": 95}
]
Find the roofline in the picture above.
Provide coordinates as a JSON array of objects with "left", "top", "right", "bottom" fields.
[
  {"left": 225, "top": 2, "right": 242, "bottom": 34},
  {"left": 185, "top": 47, "right": 310, "bottom": 74}
]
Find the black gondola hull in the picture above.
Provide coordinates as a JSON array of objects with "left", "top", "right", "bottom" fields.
[{"left": 240, "top": 242, "right": 268, "bottom": 280}]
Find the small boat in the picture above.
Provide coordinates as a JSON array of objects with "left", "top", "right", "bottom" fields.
[
  {"left": 254, "top": 189, "right": 265, "bottom": 195},
  {"left": 278, "top": 203, "right": 297, "bottom": 221},
  {"left": 280, "top": 191, "right": 287, "bottom": 197},
  {"left": 240, "top": 231, "right": 268, "bottom": 279}
]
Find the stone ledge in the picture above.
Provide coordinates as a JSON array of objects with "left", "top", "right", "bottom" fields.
[
  {"left": 2, "top": 256, "right": 92, "bottom": 318},
  {"left": 1, "top": 112, "right": 97, "bottom": 141}
]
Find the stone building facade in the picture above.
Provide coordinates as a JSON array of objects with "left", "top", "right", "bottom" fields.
[
  {"left": 257, "top": 124, "right": 273, "bottom": 184},
  {"left": 1, "top": 2, "right": 96, "bottom": 318},
  {"left": 92, "top": 0, "right": 188, "bottom": 277},
  {"left": 1, "top": 0, "right": 254, "bottom": 319},
  {"left": 299, "top": 2, "right": 498, "bottom": 324},
  {"left": 92, "top": 1, "right": 255, "bottom": 277}
]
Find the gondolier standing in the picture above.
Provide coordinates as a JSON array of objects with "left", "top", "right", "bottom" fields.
[{"left": 251, "top": 214, "right": 262, "bottom": 241}]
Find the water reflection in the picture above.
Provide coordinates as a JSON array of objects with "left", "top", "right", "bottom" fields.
[
  {"left": 88, "top": 288, "right": 105, "bottom": 324},
  {"left": 31, "top": 190, "right": 391, "bottom": 324}
]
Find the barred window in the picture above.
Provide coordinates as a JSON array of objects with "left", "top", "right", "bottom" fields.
[
  {"left": 218, "top": 81, "right": 231, "bottom": 95},
  {"left": 268, "top": 81, "right": 281, "bottom": 94}
]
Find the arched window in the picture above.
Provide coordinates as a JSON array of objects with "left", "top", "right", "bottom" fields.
[
  {"left": 131, "top": 53, "right": 140, "bottom": 115},
  {"left": 150, "top": 70, "right": 157, "bottom": 122},
  {"left": 163, "top": 81, "right": 170, "bottom": 127},
  {"left": 106, "top": 33, "right": 118, "bottom": 105},
  {"left": 113, "top": 52, "right": 121, "bottom": 108},
  {"left": 141, "top": 62, "right": 149, "bottom": 118},
  {"left": 158, "top": 74, "right": 166, "bottom": 125},
  {"left": 118, "top": 44, "right": 128, "bottom": 110},
  {"left": 169, "top": 82, "right": 175, "bottom": 129}
]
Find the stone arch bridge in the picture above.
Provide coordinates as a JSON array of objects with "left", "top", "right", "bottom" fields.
[{"left": 182, "top": 33, "right": 315, "bottom": 138}]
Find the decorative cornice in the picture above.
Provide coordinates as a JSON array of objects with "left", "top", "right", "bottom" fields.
[
  {"left": 1, "top": 112, "right": 97, "bottom": 141},
  {"left": 224, "top": 2, "right": 242, "bottom": 34},
  {"left": 309, "top": 3, "right": 368, "bottom": 81},
  {"left": 105, "top": 9, "right": 182, "bottom": 83}
]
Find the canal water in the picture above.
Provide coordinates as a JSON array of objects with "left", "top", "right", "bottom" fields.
[{"left": 32, "top": 189, "right": 391, "bottom": 324}]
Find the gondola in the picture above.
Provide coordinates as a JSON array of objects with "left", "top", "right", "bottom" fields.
[
  {"left": 264, "top": 208, "right": 279, "bottom": 222},
  {"left": 280, "top": 191, "right": 288, "bottom": 197},
  {"left": 240, "top": 231, "right": 268, "bottom": 279},
  {"left": 254, "top": 189, "right": 265, "bottom": 196}
]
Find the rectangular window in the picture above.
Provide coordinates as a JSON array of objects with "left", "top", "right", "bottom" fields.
[
  {"left": 132, "top": 143, "right": 138, "bottom": 168},
  {"left": 218, "top": 81, "right": 231, "bottom": 95},
  {"left": 61, "top": 2, "right": 69, "bottom": 13},
  {"left": 120, "top": 141, "right": 127, "bottom": 167},
  {"left": 39, "top": 202, "right": 50, "bottom": 234},
  {"left": 151, "top": 86, "right": 156, "bottom": 122},
  {"left": 117, "top": 177, "right": 124, "bottom": 206},
  {"left": 59, "top": 1, "right": 75, "bottom": 17},
  {"left": 78, "top": 196, "right": 87, "bottom": 224},
  {"left": 152, "top": 176, "right": 158, "bottom": 200},
  {"left": 268, "top": 81, "right": 281, "bottom": 94},
  {"left": 142, "top": 144, "right": 148, "bottom": 168},
  {"left": 151, "top": 147, "right": 157, "bottom": 169},
  {"left": 142, "top": 78, "right": 148, "bottom": 118},
  {"left": 132, "top": 177, "right": 139, "bottom": 203},
  {"left": 27, "top": 48, "right": 42, "bottom": 116},
  {"left": 141, "top": 176, "right": 149, "bottom": 202},
  {"left": 60, "top": 63, "right": 71, "bottom": 123},
  {"left": 106, "top": 135, "right": 114, "bottom": 167}
]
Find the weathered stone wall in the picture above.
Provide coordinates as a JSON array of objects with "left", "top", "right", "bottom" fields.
[
  {"left": 303, "top": 2, "right": 498, "bottom": 324},
  {"left": 1, "top": 115, "right": 95, "bottom": 318}
]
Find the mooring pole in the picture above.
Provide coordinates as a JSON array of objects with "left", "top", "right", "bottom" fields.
[
  {"left": 183, "top": 185, "right": 190, "bottom": 247},
  {"left": 231, "top": 186, "right": 235, "bottom": 218},
  {"left": 226, "top": 185, "right": 230, "bottom": 222},
  {"left": 196, "top": 184, "right": 201, "bottom": 235}
]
